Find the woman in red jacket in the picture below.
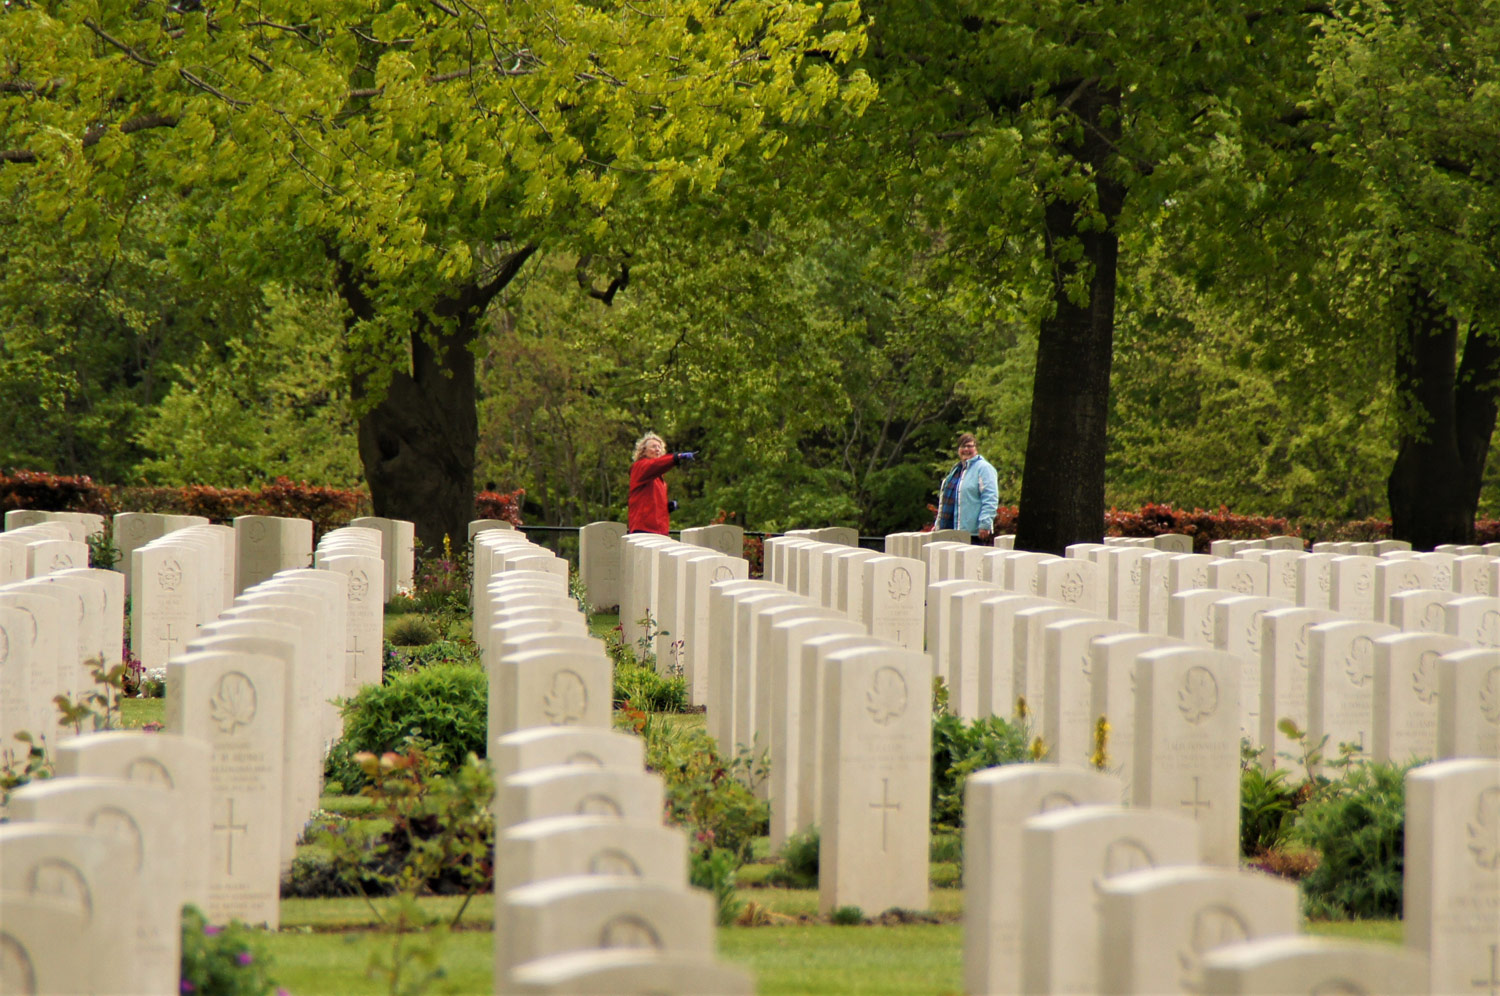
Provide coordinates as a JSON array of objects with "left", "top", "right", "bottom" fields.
[{"left": 627, "top": 432, "right": 694, "bottom": 534}]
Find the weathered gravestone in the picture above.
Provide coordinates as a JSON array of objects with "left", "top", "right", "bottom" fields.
[
  {"left": 1373, "top": 631, "right": 1469, "bottom": 764},
  {"left": 1301, "top": 617, "right": 1392, "bottom": 771},
  {"left": 819, "top": 645, "right": 931, "bottom": 915},
  {"left": 52, "top": 729, "right": 212, "bottom": 911},
  {"left": 1097, "top": 866, "right": 1300, "bottom": 995},
  {"left": 861, "top": 555, "right": 925, "bottom": 652},
  {"left": 166, "top": 649, "right": 286, "bottom": 926},
  {"left": 1436, "top": 647, "right": 1500, "bottom": 759},
  {"left": 233, "top": 515, "right": 313, "bottom": 594},
  {"left": 578, "top": 521, "right": 627, "bottom": 613},
  {"left": 498, "top": 877, "right": 715, "bottom": 991},
  {"left": 1020, "top": 805, "right": 1200, "bottom": 994},
  {"left": 0, "top": 823, "right": 136, "bottom": 993},
  {"left": 1133, "top": 646, "right": 1241, "bottom": 865},
  {"left": 8, "top": 777, "right": 180, "bottom": 995},
  {"left": 1404, "top": 757, "right": 1500, "bottom": 996},
  {"left": 1198, "top": 936, "right": 1428, "bottom": 995},
  {"left": 962, "top": 765, "right": 1120, "bottom": 995}
]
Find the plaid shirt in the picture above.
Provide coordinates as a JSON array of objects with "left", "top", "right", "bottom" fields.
[{"left": 936, "top": 459, "right": 968, "bottom": 530}]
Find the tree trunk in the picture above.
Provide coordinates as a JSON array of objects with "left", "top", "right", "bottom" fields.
[
  {"left": 357, "top": 316, "right": 480, "bottom": 552},
  {"left": 1387, "top": 280, "right": 1500, "bottom": 549},
  {"left": 1015, "top": 83, "right": 1126, "bottom": 555},
  {"left": 337, "top": 247, "right": 538, "bottom": 550}
]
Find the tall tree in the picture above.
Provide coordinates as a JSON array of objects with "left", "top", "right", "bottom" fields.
[
  {"left": 837, "top": 1, "right": 1322, "bottom": 551},
  {"left": 1, "top": 0, "right": 873, "bottom": 545},
  {"left": 1307, "top": 0, "right": 1500, "bottom": 546}
]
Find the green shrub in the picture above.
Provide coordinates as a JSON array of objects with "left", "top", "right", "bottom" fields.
[
  {"left": 766, "top": 826, "right": 819, "bottom": 888},
  {"left": 389, "top": 616, "right": 439, "bottom": 647},
  {"left": 613, "top": 660, "right": 687, "bottom": 712},
  {"left": 1240, "top": 762, "right": 1301, "bottom": 857},
  {"left": 633, "top": 714, "right": 767, "bottom": 864},
  {"left": 930, "top": 712, "right": 1033, "bottom": 831},
  {"left": 335, "top": 662, "right": 486, "bottom": 789},
  {"left": 1293, "top": 761, "right": 1408, "bottom": 920},
  {"left": 830, "top": 905, "right": 865, "bottom": 925},
  {"left": 689, "top": 847, "right": 745, "bottom": 926},
  {"left": 385, "top": 594, "right": 420, "bottom": 614},
  {"left": 401, "top": 639, "right": 481, "bottom": 669},
  {"left": 179, "top": 905, "right": 280, "bottom": 996}
]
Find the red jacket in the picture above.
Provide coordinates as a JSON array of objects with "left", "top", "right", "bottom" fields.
[{"left": 627, "top": 453, "right": 679, "bottom": 534}]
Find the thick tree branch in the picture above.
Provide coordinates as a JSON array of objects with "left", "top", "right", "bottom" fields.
[
  {"left": 575, "top": 255, "right": 630, "bottom": 305},
  {"left": 83, "top": 19, "right": 157, "bottom": 68}
]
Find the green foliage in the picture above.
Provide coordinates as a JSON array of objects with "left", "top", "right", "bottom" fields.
[
  {"left": 1293, "top": 762, "right": 1410, "bottom": 920},
  {"left": 306, "top": 745, "right": 492, "bottom": 995},
  {"left": 1240, "top": 763, "right": 1301, "bottom": 857},
  {"left": 689, "top": 847, "right": 746, "bottom": 928},
  {"left": 766, "top": 827, "right": 820, "bottom": 889},
  {"left": 830, "top": 906, "right": 865, "bottom": 926},
  {"left": 135, "top": 286, "right": 360, "bottom": 487},
  {"left": 179, "top": 905, "right": 281, "bottom": 996},
  {"left": 630, "top": 711, "right": 768, "bottom": 865},
  {"left": 85, "top": 528, "right": 120, "bottom": 570},
  {"left": 51, "top": 658, "right": 129, "bottom": 735},
  {"left": 929, "top": 712, "right": 1033, "bottom": 832},
  {"left": 0, "top": 731, "right": 53, "bottom": 808},
  {"left": 388, "top": 617, "right": 440, "bottom": 648},
  {"left": 612, "top": 661, "right": 687, "bottom": 713},
  {"left": 336, "top": 662, "right": 487, "bottom": 789}
]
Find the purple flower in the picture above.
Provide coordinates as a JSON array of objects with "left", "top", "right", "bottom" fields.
[
  {"left": 236, "top": 952, "right": 253, "bottom": 966},
  {"left": 181, "top": 983, "right": 196, "bottom": 994},
  {"left": 202, "top": 925, "right": 222, "bottom": 936}
]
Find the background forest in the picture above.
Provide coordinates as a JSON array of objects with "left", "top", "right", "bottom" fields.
[{"left": 4, "top": 0, "right": 1500, "bottom": 543}]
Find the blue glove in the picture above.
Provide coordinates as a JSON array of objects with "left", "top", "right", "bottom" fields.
[{"left": 676, "top": 452, "right": 695, "bottom": 462}]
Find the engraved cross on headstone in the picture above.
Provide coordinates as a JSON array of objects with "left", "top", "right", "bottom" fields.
[
  {"left": 1180, "top": 776, "right": 1211, "bottom": 820},
  {"left": 214, "top": 798, "right": 249, "bottom": 875},
  {"left": 869, "top": 777, "right": 901, "bottom": 853},
  {"left": 347, "top": 634, "right": 365, "bottom": 671},
  {"left": 1474, "top": 943, "right": 1500, "bottom": 996},
  {"left": 160, "top": 622, "right": 181, "bottom": 658}
]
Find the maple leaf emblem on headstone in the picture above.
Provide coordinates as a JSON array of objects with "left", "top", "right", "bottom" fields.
[
  {"left": 888, "top": 568, "right": 912, "bottom": 602},
  {"left": 543, "top": 669, "right": 588, "bottom": 725},
  {"left": 1481, "top": 611, "right": 1500, "bottom": 649},
  {"left": 208, "top": 671, "right": 258, "bottom": 735},
  {"left": 1344, "top": 637, "right": 1374, "bottom": 689},
  {"left": 1178, "top": 666, "right": 1219, "bottom": 725},
  {"left": 1293, "top": 623, "right": 1312, "bottom": 671},
  {"left": 1245, "top": 611, "right": 1265, "bottom": 654},
  {"left": 1398, "top": 571, "right": 1422, "bottom": 592},
  {"left": 1479, "top": 667, "right": 1500, "bottom": 725},
  {"left": 1436, "top": 565, "right": 1454, "bottom": 590},
  {"left": 1130, "top": 562, "right": 1143, "bottom": 585},
  {"left": 1411, "top": 651, "right": 1440, "bottom": 705},
  {"left": 1421, "top": 602, "right": 1447, "bottom": 633},
  {"left": 1467, "top": 787, "right": 1500, "bottom": 870},
  {"left": 865, "top": 666, "right": 908, "bottom": 726}
]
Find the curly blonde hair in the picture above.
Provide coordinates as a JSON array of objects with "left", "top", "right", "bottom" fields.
[{"left": 633, "top": 431, "right": 665, "bottom": 461}]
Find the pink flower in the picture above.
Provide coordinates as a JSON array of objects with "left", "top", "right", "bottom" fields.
[
  {"left": 181, "top": 983, "right": 196, "bottom": 994},
  {"left": 236, "top": 952, "right": 253, "bottom": 966},
  {"left": 202, "top": 925, "right": 221, "bottom": 936}
]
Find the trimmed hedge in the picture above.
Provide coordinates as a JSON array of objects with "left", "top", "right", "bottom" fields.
[{"left": 0, "top": 470, "right": 524, "bottom": 537}]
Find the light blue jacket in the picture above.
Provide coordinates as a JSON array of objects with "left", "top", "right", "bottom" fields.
[{"left": 938, "top": 455, "right": 999, "bottom": 533}]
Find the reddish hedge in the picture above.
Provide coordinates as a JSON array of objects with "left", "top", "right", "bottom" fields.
[{"left": 0, "top": 470, "right": 525, "bottom": 538}]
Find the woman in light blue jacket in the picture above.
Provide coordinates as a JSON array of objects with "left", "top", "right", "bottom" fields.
[{"left": 935, "top": 433, "right": 998, "bottom": 543}]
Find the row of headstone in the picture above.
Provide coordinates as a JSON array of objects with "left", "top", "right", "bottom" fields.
[
  {"left": 165, "top": 558, "right": 368, "bottom": 928},
  {"left": 883, "top": 529, "right": 1017, "bottom": 560},
  {"left": 351, "top": 515, "right": 416, "bottom": 600},
  {"left": 313, "top": 525, "right": 387, "bottom": 690},
  {"left": 0, "top": 565, "right": 125, "bottom": 749},
  {"left": 483, "top": 547, "right": 612, "bottom": 739},
  {"left": 491, "top": 724, "right": 748, "bottom": 989},
  {"left": 699, "top": 553, "right": 936, "bottom": 915},
  {"left": 618, "top": 534, "right": 748, "bottom": 704},
  {"left": 0, "top": 729, "right": 212, "bottom": 996},
  {"left": 0, "top": 519, "right": 90, "bottom": 583},
  {"left": 961, "top": 756, "right": 1479, "bottom": 995}
]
